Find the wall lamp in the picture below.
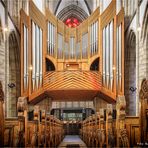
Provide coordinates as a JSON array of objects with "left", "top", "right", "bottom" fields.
[
  {"left": 8, "top": 83, "right": 15, "bottom": 88},
  {"left": 129, "top": 86, "right": 137, "bottom": 93}
]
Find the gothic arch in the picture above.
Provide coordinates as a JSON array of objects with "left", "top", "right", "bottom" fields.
[
  {"left": 57, "top": 4, "right": 88, "bottom": 23},
  {"left": 8, "top": 31, "right": 20, "bottom": 117},
  {"left": 124, "top": 30, "right": 136, "bottom": 116}
]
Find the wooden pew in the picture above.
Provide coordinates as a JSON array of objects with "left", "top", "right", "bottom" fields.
[
  {"left": 81, "top": 98, "right": 130, "bottom": 148},
  {"left": 0, "top": 81, "right": 4, "bottom": 146}
]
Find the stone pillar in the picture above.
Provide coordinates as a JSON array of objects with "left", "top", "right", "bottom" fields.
[{"left": 0, "top": 81, "right": 4, "bottom": 146}]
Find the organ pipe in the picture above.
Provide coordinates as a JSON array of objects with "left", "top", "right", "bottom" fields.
[
  {"left": 36, "top": 26, "right": 39, "bottom": 89},
  {"left": 103, "top": 28, "right": 106, "bottom": 86},
  {"left": 47, "top": 23, "right": 49, "bottom": 54},
  {"left": 109, "top": 21, "right": 113, "bottom": 91},
  {"left": 39, "top": 28, "right": 42, "bottom": 87},
  {"left": 116, "top": 27, "right": 119, "bottom": 90},
  {"left": 90, "top": 24, "right": 92, "bottom": 56},
  {"left": 96, "top": 21, "right": 98, "bottom": 52},
  {"left": 51, "top": 23, "right": 53, "bottom": 56},
  {"left": 119, "top": 24, "right": 122, "bottom": 91},
  {"left": 52, "top": 24, "right": 54, "bottom": 56},
  {"left": 32, "top": 22, "right": 36, "bottom": 91},
  {"left": 49, "top": 22, "right": 51, "bottom": 55},
  {"left": 92, "top": 23, "right": 94, "bottom": 55},
  {"left": 53, "top": 25, "right": 55, "bottom": 56},
  {"left": 94, "top": 22, "right": 96, "bottom": 53},
  {"left": 23, "top": 25, "right": 26, "bottom": 89},
  {"left": 26, "top": 26, "right": 28, "bottom": 89},
  {"left": 106, "top": 25, "right": 109, "bottom": 88}
]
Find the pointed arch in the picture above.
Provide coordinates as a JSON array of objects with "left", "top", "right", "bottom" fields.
[
  {"left": 57, "top": 4, "right": 88, "bottom": 22},
  {"left": 124, "top": 30, "right": 136, "bottom": 116},
  {"left": 8, "top": 31, "right": 20, "bottom": 117}
]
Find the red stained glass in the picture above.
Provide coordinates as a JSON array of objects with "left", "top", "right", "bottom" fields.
[{"left": 65, "top": 18, "right": 80, "bottom": 28}]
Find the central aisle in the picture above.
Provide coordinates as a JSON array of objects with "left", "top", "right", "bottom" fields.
[{"left": 58, "top": 135, "right": 87, "bottom": 148}]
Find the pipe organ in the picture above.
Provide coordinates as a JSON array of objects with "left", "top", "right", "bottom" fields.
[
  {"left": 23, "top": 25, "right": 28, "bottom": 91},
  {"left": 32, "top": 21, "right": 43, "bottom": 92},
  {"left": 82, "top": 33, "right": 88, "bottom": 59},
  {"left": 20, "top": 0, "right": 124, "bottom": 102},
  {"left": 102, "top": 21, "right": 113, "bottom": 90},
  {"left": 58, "top": 33, "right": 63, "bottom": 59},
  {"left": 47, "top": 22, "right": 56, "bottom": 57},
  {"left": 90, "top": 21, "right": 98, "bottom": 57}
]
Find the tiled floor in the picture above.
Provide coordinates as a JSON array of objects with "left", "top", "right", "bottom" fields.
[{"left": 58, "top": 135, "right": 87, "bottom": 148}]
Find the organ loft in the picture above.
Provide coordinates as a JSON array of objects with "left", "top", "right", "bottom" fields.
[{"left": 0, "top": 0, "right": 147, "bottom": 147}]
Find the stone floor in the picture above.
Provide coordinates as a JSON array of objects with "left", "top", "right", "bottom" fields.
[{"left": 58, "top": 135, "right": 87, "bottom": 148}]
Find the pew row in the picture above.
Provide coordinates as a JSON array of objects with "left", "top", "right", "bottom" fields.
[{"left": 4, "top": 97, "right": 64, "bottom": 147}]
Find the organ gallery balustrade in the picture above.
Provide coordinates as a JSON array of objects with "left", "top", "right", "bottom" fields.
[{"left": 20, "top": 0, "right": 125, "bottom": 102}]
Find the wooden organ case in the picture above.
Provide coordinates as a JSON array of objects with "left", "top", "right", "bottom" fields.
[{"left": 20, "top": 0, "right": 124, "bottom": 103}]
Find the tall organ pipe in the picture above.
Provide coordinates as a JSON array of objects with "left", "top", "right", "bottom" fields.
[
  {"left": 116, "top": 27, "right": 119, "bottom": 91},
  {"left": 36, "top": 26, "right": 39, "bottom": 89},
  {"left": 47, "top": 23, "right": 49, "bottom": 54},
  {"left": 51, "top": 24, "right": 53, "bottom": 56},
  {"left": 49, "top": 22, "right": 51, "bottom": 55},
  {"left": 119, "top": 24, "right": 122, "bottom": 91},
  {"left": 23, "top": 25, "right": 26, "bottom": 89},
  {"left": 90, "top": 24, "right": 92, "bottom": 56},
  {"left": 93, "top": 23, "right": 95, "bottom": 55},
  {"left": 26, "top": 26, "right": 28, "bottom": 89},
  {"left": 103, "top": 28, "right": 106, "bottom": 86},
  {"left": 32, "top": 22, "right": 36, "bottom": 91},
  {"left": 39, "top": 28, "right": 42, "bottom": 87},
  {"left": 109, "top": 21, "right": 113, "bottom": 91},
  {"left": 106, "top": 25, "right": 109, "bottom": 88},
  {"left": 53, "top": 25, "right": 55, "bottom": 56},
  {"left": 94, "top": 22, "right": 97, "bottom": 54},
  {"left": 96, "top": 21, "right": 98, "bottom": 52}
]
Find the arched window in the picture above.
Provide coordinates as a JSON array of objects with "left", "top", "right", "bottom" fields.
[{"left": 65, "top": 17, "right": 80, "bottom": 28}]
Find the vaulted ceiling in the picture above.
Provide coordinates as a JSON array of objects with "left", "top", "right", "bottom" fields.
[{"left": 47, "top": 0, "right": 97, "bottom": 23}]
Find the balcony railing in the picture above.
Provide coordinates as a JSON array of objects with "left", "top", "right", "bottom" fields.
[{"left": 44, "top": 71, "right": 102, "bottom": 91}]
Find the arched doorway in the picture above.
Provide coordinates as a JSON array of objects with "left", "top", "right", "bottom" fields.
[
  {"left": 8, "top": 31, "right": 20, "bottom": 117},
  {"left": 125, "top": 30, "right": 136, "bottom": 116},
  {"left": 90, "top": 58, "right": 99, "bottom": 71},
  {"left": 46, "top": 58, "right": 55, "bottom": 71}
]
